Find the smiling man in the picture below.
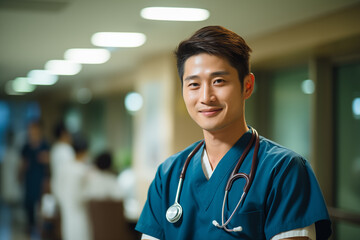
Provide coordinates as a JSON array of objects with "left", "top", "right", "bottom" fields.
[{"left": 135, "top": 26, "right": 332, "bottom": 240}]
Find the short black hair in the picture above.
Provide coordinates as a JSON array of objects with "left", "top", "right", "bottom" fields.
[
  {"left": 53, "top": 121, "right": 68, "bottom": 139},
  {"left": 72, "top": 133, "right": 88, "bottom": 154},
  {"left": 94, "top": 152, "right": 112, "bottom": 170},
  {"left": 175, "top": 26, "right": 252, "bottom": 86}
]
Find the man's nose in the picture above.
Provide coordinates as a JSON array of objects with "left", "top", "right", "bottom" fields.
[{"left": 200, "top": 84, "right": 215, "bottom": 103}]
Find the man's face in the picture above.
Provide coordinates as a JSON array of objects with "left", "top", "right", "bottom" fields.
[
  {"left": 182, "top": 53, "right": 249, "bottom": 133},
  {"left": 28, "top": 124, "right": 41, "bottom": 144}
]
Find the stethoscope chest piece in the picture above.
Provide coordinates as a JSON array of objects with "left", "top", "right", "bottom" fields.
[{"left": 166, "top": 202, "right": 183, "bottom": 223}]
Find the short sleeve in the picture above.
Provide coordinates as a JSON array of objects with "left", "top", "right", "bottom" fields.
[
  {"left": 264, "top": 156, "right": 331, "bottom": 240},
  {"left": 135, "top": 169, "right": 164, "bottom": 239}
]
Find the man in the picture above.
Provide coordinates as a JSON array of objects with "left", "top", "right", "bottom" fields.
[
  {"left": 20, "top": 121, "right": 50, "bottom": 234},
  {"left": 135, "top": 26, "right": 332, "bottom": 240}
]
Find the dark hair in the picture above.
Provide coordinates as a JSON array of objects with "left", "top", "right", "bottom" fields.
[
  {"left": 94, "top": 152, "right": 112, "bottom": 170},
  {"left": 53, "top": 121, "right": 68, "bottom": 139},
  {"left": 175, "top": 26, "right": 252, "bottom": 86},
  {"left": 72, "top": 133, "right": 88, "bottom": 154}
]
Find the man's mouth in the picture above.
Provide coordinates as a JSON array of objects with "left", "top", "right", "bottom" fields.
[{"left": 199, "top": 108, "right": 222, "bottom": 116}]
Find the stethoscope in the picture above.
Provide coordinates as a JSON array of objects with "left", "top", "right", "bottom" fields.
[{"left": 166, "top": 127, "right": 260, "bottom": 233}]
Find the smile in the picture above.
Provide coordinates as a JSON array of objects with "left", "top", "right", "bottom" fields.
[{"left": 199, "top": 108, "right": 222, "bottom": 117}]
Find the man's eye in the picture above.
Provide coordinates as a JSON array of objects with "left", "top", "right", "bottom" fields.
[
  {"left": 214, "top": 79, "right": 225, "bottom": 84},
  {"left": 188, "top": 82, "right": 199, "bottom": 87}
]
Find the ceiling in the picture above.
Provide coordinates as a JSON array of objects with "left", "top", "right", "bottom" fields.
[{"left": 1, "top": 0, "right": 359, "bottom": 98}]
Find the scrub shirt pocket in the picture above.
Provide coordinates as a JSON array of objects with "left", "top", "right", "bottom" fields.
[{"left": 229, "top": 210, "right": 264, "bottom": 240}]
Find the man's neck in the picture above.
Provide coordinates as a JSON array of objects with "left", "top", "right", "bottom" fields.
[{"left": 203, "top": 122, "right": 248, "bottom": 170}]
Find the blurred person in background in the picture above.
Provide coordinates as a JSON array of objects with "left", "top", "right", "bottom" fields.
[
  {"left": 85, "top": 151, "right": 140, "bottom": 240},
  {"left": 49, "top": 121, "right": 75, "bottom": 239},
  {"left": 83, "top": 151, "right": 123, "bottom": 201},
  {"left": 60, "top": 133, "right": 92, "bottom": 240},
  {"left": 49, "top": 121, "right": 74, "bottom": 205},
  {"left": 19, "top": 121, "right": 50, "bottom": 235},
  {"left": 1, "top": 130, "right": 22, "bottom": 205}
]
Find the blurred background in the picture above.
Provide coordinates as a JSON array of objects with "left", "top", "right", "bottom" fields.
[{"left": 0, "top": 0, "right": 360, "bottom": 239}]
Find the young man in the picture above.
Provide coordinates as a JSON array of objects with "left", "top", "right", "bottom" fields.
[{"left": 135, "top": 26, "right": 332, "bottom": 240}]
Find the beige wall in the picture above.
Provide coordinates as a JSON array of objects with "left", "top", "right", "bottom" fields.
[
  {"left": 132, "top": 53, "right": 175, "bottom": 210},
  {"left": 130, "top": 53, "right": 204, "bottom": 214}
]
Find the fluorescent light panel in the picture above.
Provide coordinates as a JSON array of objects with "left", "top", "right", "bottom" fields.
[
  {"left": 5, "top": 81, "right": 24, "bottom": 95},
  {"left": 92, "top": 32, "right": 146, "bottom": 48},
  {"left": 45, "top": 60, "right": 82, "bottom": 75},
  {"left": 12, "top": 77, "right": 36, "bottom": 92},
  {"left": 64, "top": 48, "right": 111, "bottom": 64},
  {"left": 140, "top": 7, "right": 210, "bottom": 21},
  {"left": 28, "top": 70, "right": 58, "bottom": 85}
]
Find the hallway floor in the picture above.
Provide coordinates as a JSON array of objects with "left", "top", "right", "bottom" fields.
[{"left": 0, "top": 200, "right": 40, "bottom": 240}]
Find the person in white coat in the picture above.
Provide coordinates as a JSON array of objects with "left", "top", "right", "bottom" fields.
[
  {"left": 49, "top": 122, "right": 74, "bottom": 205},
  {"left": 61, "top": 133, "right": 91, "bottom": 240},
  {"left": 82, "top": 151, "right": 123, "bottom": 201}
]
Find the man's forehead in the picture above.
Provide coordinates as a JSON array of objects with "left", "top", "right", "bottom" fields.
[
  {"left": 183, "top": 54, "right": 235, "bottom": 75},
  {"left": 183, "top": 71, "right": 231, "bottom": 81}
]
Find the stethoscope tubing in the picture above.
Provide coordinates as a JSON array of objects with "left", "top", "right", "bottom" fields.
[
  {"left": 217, "top": 128, "right": 260, "bottom": 231},
  {"left": 166, "top": 141, "right": 204, "bottom": 223}
]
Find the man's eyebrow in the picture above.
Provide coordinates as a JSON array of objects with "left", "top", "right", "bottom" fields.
[
  {"left": 210, "top": 71, "right": 230, "bottom": 77},
  {"left": 184, "top": 75, "right": 199, "bottom": 81},
  {"left": 184, "top": 71, "right": 230, "bottom": 81}
]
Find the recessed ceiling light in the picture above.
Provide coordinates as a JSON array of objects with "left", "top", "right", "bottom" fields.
[
  {"left": 76, "top": 88, "right": 92, "bottom": 104},
  {"left": 45, "top": 60, "right": 82, "bottom": 75},
  {"left": 10, "top": 77, "right": 36, "bottom": 93},
  {"left": 140, "top": 7, "right": 210, "bottom": 21},
  {"left": 28, "top": 70, "right": 58, "bottom": 85},
  {"left": 91, "top": 32, "right": 146, "bottom": 48},
  {"left": 353, "top": 97, "right": 360, "bottom": 119},
  {"left": 301, "top": 79, "right": 315, "bottom": 94},
  {"left": 5, "top": 81, "right": 24, "bottom": 95},
  {"left": 125, "top": 92, "right": 143, "bottom": 112},
  {"left": 64, "top": 48, "right": 110, "bottom": 64}
]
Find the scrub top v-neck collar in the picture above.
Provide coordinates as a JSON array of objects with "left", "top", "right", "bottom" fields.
[{"left": 190, "top": 130, "right": 253, "bottom": 211}]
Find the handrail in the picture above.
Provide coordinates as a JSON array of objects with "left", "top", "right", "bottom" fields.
[{"left": 328, "top": 207, "right": 360, "bottom": 226}]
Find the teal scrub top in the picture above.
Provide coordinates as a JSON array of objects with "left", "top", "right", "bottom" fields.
[{"left": 135, "top": 130, "right": 332, "bottom": 240}]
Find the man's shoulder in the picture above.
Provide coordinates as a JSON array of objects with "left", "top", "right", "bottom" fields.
[
  {"left": 159, "top": 140, "right": 203, "bottom": 175},
  {"left": 51, "top": 142, "right": 73, "bottom": 153},
  {"left": 50, "top": 142, "right": 75, "bottom": 163},
  {"left": 259, "top": 136, "right": 307, "bottom": 168},
  {"left": 260, "top": 136, "right": 303, "bottom": 156}
]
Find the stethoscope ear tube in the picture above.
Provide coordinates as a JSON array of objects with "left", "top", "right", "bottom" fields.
[
  {"left": 166, "top": 142, "right": 204, "bottom": 224},
  {"left": 214, "top": 128, "right": 260, "bottom": 232},
  {"left": 245, "top": 129, "right": 259, "bottom": 193},
  {"left": 226, "top": 130, "right": 256, "bottom": 191}
]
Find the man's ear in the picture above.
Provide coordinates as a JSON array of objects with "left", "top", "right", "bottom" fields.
[{"left": 244, "top": 73, "right": 255, "bottom": 99}]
